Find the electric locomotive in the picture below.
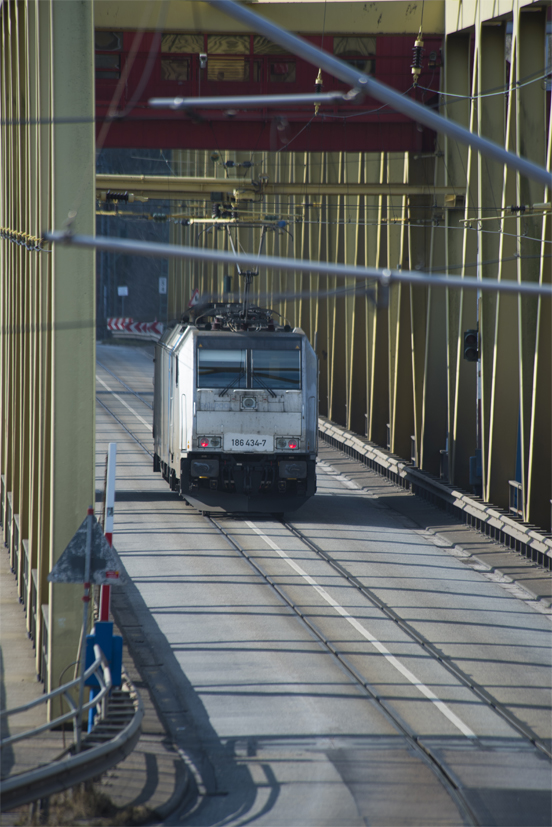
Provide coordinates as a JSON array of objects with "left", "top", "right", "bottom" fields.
[{"left": 153, "top": 301, "right": 318, "bottom": 514}]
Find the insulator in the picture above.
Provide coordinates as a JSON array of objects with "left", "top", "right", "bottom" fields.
[
  {"left": 152, "top": 213, "right": 168, "bottom": 222},
  {"left": 411, "top": 31, "right": 424, "bottom": 87},
  {"left": 105, "top": 190, "right": 129, "bottom": 202},
  {"left": 411, "top": 43, "right": 424, "bottom": 70}
]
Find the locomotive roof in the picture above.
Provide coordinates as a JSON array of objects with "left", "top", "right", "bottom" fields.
[{"left": 159, "top": 323, "right": 308, "bottom": 354}]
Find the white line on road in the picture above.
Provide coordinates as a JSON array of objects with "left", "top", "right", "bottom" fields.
[
  {"left": 96, "top": 375, "right": 151, "bottom": 429},
  {"left": 317, "top": 460, "right": 362, "bottom": 489},
  {"left": 246, "top": 520, "right": 477, "bottom": 739}
]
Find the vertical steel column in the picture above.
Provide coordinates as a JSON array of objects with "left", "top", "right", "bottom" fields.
[
  {"left": 419, "top": 142, "right": 448, "bottom": 476},
  {"left": 407, "top": 156, "right": 432, "bottom": 470},
  {"left": 328, "top": 152, "right": 346, "bottom": 425},
  {"left": 346, "top": 152, "right": 367, "bottom": 436},
  {"left": 386, "top": 152, "right": 413, "bottom": 457},
  {"left": 48, "top": 0, "right": 95, "bottom": 699},
  {"left": 486, "top": 4, "right": 522, "bottom": 510},
  {"left": 366, "top": 151, "right": 389, "bottom": 447},
  {"left": 516, "top": 7, "right": 547, "bottom": 523},
  {"left": 443, "top": 31, "right": 475, "bottom": 487},
  {"left": 478, "top": 21, "right": 506, "bottom": 505}
]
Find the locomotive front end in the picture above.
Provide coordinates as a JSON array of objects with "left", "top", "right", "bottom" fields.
[{"left": 182, "top": 329, "right": 317, "bottom": 513}]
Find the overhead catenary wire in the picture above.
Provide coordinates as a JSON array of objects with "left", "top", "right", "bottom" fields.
[
  {"left": 417, "top": 68, "right": 552, "bottom": 103},
  {"left": 94, "top": 204, "right": 552, "bottom": 246}
]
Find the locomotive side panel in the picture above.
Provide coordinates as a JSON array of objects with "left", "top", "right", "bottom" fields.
[{"left": 153, "top": 330, "right": 171, "bottom": 472}]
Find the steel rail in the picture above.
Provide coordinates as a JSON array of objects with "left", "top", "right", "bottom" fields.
[
  {"left": 96, "top": 359, "right": 154, "bottom": 410},
  {"left": 207, "top": 514, "right": 480, "bottom": 827},
  {"left": 44, "top": 232, "right": 552, "bottom": 299},
  {"left": 96, "top": 395, "right": 154, "bottom": 458},
  {"left": 209, "top": 0, "right": 552, "bottom": 190},
  {"left": 282, "top": 517, "right": 552, "bottom": 761}
]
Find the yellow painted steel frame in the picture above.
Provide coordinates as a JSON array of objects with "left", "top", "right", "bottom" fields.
[
  {"left": 0, "top": 0, "right": 95, "bottom": 709},
  {"left": 167, "top": 1, "right": 550, "bottom": 532},
  {"left": 94, "top": 1, "right": 445, "bottom": 36}
]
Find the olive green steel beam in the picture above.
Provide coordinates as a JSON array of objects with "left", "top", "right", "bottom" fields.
[
  {"left": 516, "top": 8, "right": 548, "bottom": 527},
  {"left": 0, "top": 0, "right": 95, "bottom": 709},
  {"left": 94, "top": 0, "right": 445, "bottom": 35},
  {"left": 443, "top": 32, "right": 476, "bottom": 493},
  {"left": 49, "top": 0, "right": 96, "bottom": 703},
  {"left": 96, "top": 174, "right": 458, "bottom": 200},
  {"left": 387, "top": 152, "right": 413, "bottom": 459},
  {"left": 478, "top": 22, "right": 506, "bottom": 516},
  {"left": 486, "top": 7, "right": 525, "bottom": 515}
]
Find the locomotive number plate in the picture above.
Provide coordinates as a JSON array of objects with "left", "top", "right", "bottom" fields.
[{"left": 224, "top": 433, "right": 274, "bottom": 452}]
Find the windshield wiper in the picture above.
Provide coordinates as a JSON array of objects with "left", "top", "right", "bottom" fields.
[
  {"left": 219, "top": 368, "right": 246, "bottom": 397},
  {"left": 253, "top": 374, "right": 277, "bottom": 398}
]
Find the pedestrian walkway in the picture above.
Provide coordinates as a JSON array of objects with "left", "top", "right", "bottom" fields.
[{"left": 0, "top": 543, "right": 189, "bottom": 825}]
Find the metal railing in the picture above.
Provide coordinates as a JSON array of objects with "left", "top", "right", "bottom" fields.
[
  {"left": 0, "top": 644, "right": 111, "bottom": 750},
  {"left": 508, "top": 480, "right": 524, "bottom": 519},
  {"left": 0, "top": 647, "right": 143, "bottom": 812},
  {"left": 319, "top": 417, "right": 552, "bottom": 570}
]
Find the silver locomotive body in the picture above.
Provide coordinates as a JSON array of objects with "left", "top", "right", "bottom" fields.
[{"left": 153, "top": 322, "right": 318, "bottom": 513}]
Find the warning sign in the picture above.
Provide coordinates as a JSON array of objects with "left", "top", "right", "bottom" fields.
[{"left": 48, "top": 514, "right": 126, "bottom": 585}]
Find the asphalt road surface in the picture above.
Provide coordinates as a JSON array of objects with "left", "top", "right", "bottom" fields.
[{"left": 96, "top": 342, "right": 552, "bottom": 827}]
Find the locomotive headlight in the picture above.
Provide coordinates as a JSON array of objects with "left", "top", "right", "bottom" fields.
[
  {"left": 276, "top": 437, "right": 300, "bottom": 450},
  {"left": 199, "top": 436, "right": 221, "bottom": 449}
]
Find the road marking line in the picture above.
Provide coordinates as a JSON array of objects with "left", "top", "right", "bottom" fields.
[
  {"left": 246, "top": 520, "right": 476, "bottom": 739},
  {"left": 317, "top": 461, "right": 362, "bottom": 489},
  {"left": 96, "top": 375, "right": 151, "bottom": 429}
]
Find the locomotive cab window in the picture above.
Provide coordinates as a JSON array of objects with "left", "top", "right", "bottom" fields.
[
  {"left": 197, "top": 346, "right": 301, "bottom": 390},
  {"left": 197, "top": 349, "right": 246, "bottom": 388},
  {"left": 252, "top": 351, "right": 301, "bottom": 389}
]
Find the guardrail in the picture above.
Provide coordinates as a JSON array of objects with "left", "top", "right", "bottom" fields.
[
  {"left": 0, "top": 646, "right": 143, "bottom": 812},
  {"left": 319, "top": 417, "right": 552, "bottom": 570}
]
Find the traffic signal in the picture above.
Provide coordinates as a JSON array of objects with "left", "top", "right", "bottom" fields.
[{"left": 463, "top": 329, "right": 479, "bottom": 362}]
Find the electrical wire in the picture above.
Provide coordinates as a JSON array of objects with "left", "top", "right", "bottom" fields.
[
  {"left": 95, "top": 206, "right": 552, "bottom": 247},
  {"left": 276, "top": 114, "right": 317, "bottom": 152},
  {"left": 417, "top": 68, "right": 552, "bottom": 106}
]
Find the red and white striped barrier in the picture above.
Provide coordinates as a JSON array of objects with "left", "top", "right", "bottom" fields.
[
  {"left": 107, "top": 318, "right": 164, "bottom": 340},
  {"left": 107, "top": 317, "right": 132, "bottom": 332}
]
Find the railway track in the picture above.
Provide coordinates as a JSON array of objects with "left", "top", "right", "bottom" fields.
[{"left": 96, "top": 356, "right": 552, "bottom": 827}]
